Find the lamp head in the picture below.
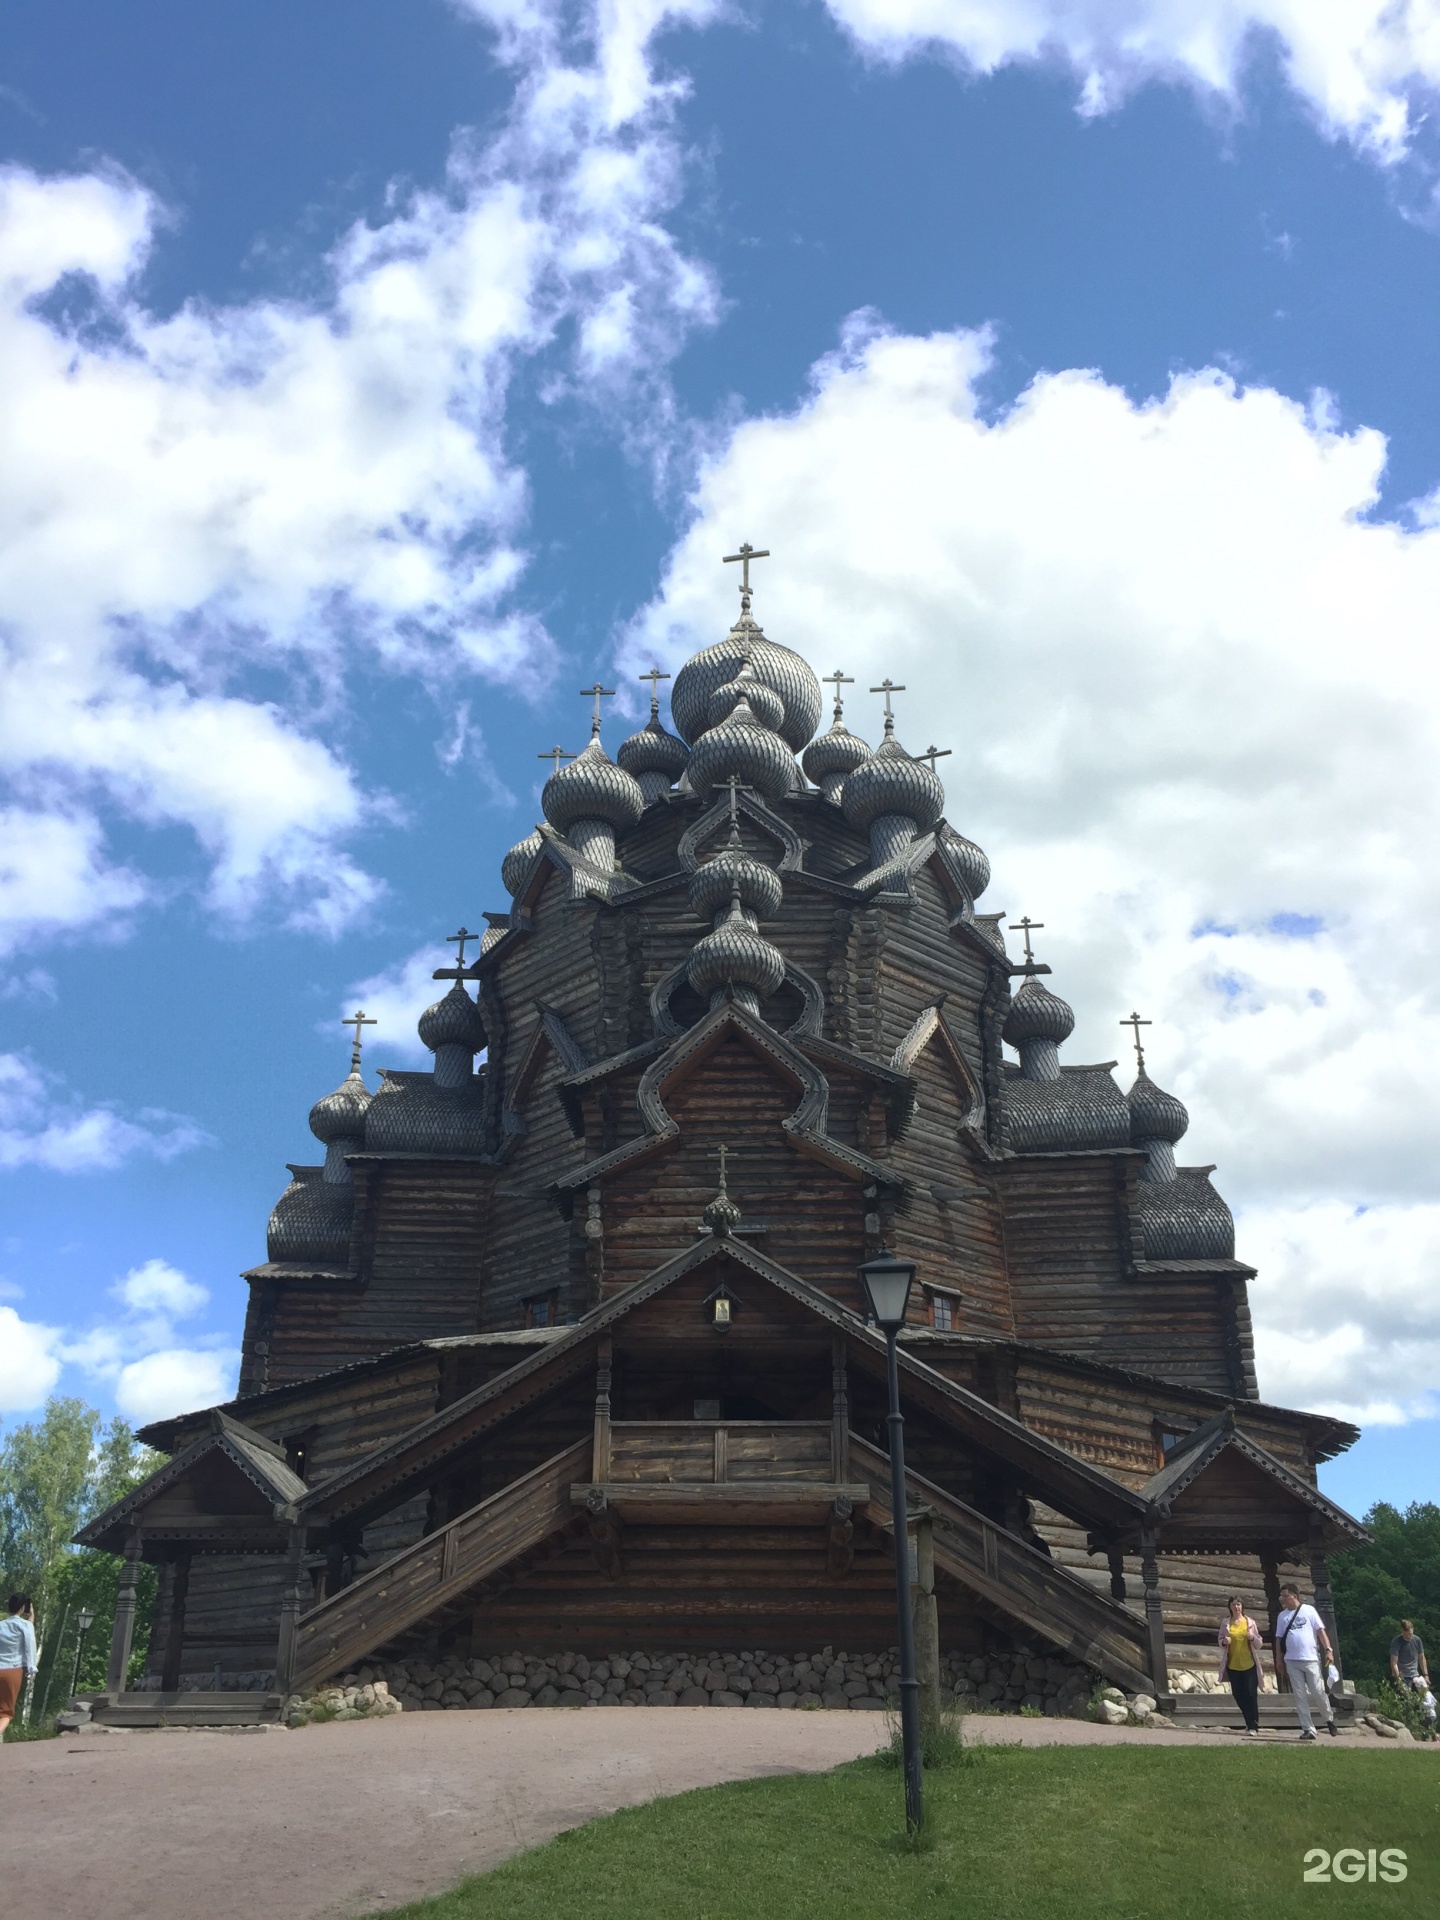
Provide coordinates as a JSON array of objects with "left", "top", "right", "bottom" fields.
[
  {"left": 77, "top": 1608, "right": 96, "bottom": 1632},
  {"left": 858, "top": 1249, "right": 916, "bottom": 1332}
]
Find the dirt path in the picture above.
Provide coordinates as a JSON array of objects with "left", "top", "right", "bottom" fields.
[{"left": 1, "top": 1707, "right": 1420, "bottom": 1920}]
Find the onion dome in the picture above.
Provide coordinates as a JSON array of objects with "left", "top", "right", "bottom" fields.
[
  {"left": 688, "top": 893, "right": 787, "bottom": 1007},
  {"left": 616, "top": 714, "right": 690, "bottom": 804},
  {"left": 802, "top": 721, "right": 872, "bottom": 801},
  {"left": 939, "top": 825, "right": 990, "bottom": 901},
  {"left": 701, "top": 1167, "right": 742, "bottom": 1237},
  {"left": 671, "top": 618, "right": 822, "bottom": 750},
  {"left": 1128, "top": 1070, "right": 1189, "bottom": 1147},
  {"left": 707, "top": 667, "right": 785, "bottom": 735},
  {"left": 1003, "top": 977, "right": 1075, "bottom": 1084},
  {"left": 840, "top": 736, "right": 945, "bottom": 836},
  {"left": 501, "top": 828, "right": 544, "bottom": 896},
  {"left": 418, "top": 982, "right": 487, "bottom": 1054},
  {"left": 308, "top": 1068, "right": 371, "bottom": 1146},
  {"left": 688, "top": 834, "right": 784, "bottom": 924},
  {"left": 541, "top": 737, "right": 645, "bottom": 835},
  {"left": 686, "top": 697, "right": 797, "bottom": 800}
]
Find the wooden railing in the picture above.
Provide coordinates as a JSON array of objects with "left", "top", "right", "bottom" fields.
[
  {"left": 289, "top": 1438, "right": 588, "bottom": 1694},
  {"left": 607, "top": 1421, "right": 834, "bottom": 1485},
  {"left": 850, "top": 1435, "right": 1154, "bottom": 1693}
]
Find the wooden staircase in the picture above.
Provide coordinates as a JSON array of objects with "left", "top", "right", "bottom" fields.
[
  {"left": 289, "top": 1439, "right": 589, "bottom": 1695},
  {"left": 850, "top": 1435, "right": 1154, "bottom": 1695}
]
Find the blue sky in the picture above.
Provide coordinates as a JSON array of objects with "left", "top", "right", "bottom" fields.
[{"left": 3, "top": 0, "right": 1440, "bottom": 1517}]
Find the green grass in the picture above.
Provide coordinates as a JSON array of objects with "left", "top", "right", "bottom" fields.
[{"left": 374, "top": 1745, "right": 1440, "bottom": 1920}]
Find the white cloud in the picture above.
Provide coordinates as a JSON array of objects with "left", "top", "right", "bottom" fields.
[
  {"left": 0, "top": 1303, "right": 61, "bottom": 1413},
  {"left": 822, "top": 0, "right": 1440, "bottom": 158},
  {"left": 339, "top": 944, "right": 458, "bottom": 1067},
  {"left": 112, "top": 1257, "right": 209, "bottom": 1321},
  {"left": 113, "top": 1348, "right": 240, "bottom": 1428},
  {"left": 624, "top": 319, "right": 1440, "bottom": 1423},
  {"left": 0, "top": 0, "right": 718, "bottom": 956},
  {"left": 0, "top": 1052, "right": 210, "bottom": 1172}
]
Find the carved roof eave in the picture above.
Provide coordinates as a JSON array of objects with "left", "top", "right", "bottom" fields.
[
  {"left": 1129, "top": 1408, "right": 1370, "bottom": 1549},
  {"left": 295, "top": 1233, "right": 1148, "bottom": 1532},
  {"left": 1130, "top": 1257, "right": 1258, "bottom": 1279},
  {"left": 547, "top": 1000, "right": 907, "bottom": 1200},
  {"left": 241, "top": 1261, "right": 361, "bottom": 1286},
  {"left": 74, "top": 1411, "right": 308, "bottom": 1553}
]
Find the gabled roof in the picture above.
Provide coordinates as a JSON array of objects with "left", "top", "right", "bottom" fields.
[
  {"left": 75, "top": 1411, "right": 308, "bottom": 1555},
  {"left": 295, "top": 1232, "right": 1148, "bottom": 1533},
  {"left": 1138, "top": 1409, "right": 1369, "bottom": 1552}
]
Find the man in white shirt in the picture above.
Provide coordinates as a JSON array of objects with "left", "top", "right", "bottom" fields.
[{"left": 1274, "top": 1582, "right": 1337, "bottom": 1740}]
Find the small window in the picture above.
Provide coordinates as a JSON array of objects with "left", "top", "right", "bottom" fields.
[
  {"left": 927, "top": 1291, "right": 959, "bottom": 1332},
  {"left": 1154, "top": 1421, "right": 1192, "bottom": 1467},
  {"left": 523, "top": 1292, "right": 559, "bottom": 1329},
  {"left": 693, "top": 1398, "right": 721, "bottom": 1422},
  {"left": 284, "top": 1428, "right": 318, "bottom": 1481}
]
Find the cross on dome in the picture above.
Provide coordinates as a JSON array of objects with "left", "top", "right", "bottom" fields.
[
  {"left": 824, "top": 670, "right": 854, "bottom": 720},
  {"left": 538, "top": 745, "right": 574, "bottom": 772},
  {"left": 1120, "top": 1011, "right": 1153, "bottom": 1073},
  {"left": 723, "top": 541, "right": 770, "bottom": 615},
  {"left": 870, "top": 678, "right": 906, "bottom": 735},
  {"left": 446, "top": 926, "right": 479, "bottom": 970},
  {"left": 915, "top": 745, "right": 952, "bottom": 773},
  {"left": 1008, "top": 916, "right": 1044, "bottom": 967},
  {"left": 341, "top": 1009, "right": 376, "bottom": 1071},
  {"left": 579, "top": 683, "right": 616, "bottom": 736},
  {"left": 637, "top": 666, "right": 671, "bottom": 716}
]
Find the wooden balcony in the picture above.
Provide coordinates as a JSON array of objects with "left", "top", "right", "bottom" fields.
[{"left": 577, "top": 1421, "right": 869, "bottom": 1524}]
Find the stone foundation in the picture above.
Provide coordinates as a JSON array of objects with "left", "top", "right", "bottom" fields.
[{"left": 345, "top": 1645, "right": 1099, "bottom": 1715}]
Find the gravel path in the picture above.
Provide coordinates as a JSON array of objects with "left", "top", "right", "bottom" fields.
[{"left": 2, "top": 1707, "right": 1423, "bottom": 1920}]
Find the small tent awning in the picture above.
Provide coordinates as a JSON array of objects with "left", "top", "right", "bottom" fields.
[{"left": 75, "top": 1411, "right": 307, "bottom": 1557}]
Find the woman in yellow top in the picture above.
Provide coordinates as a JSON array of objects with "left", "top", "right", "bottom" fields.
[{"left": 1218, "top": 1595, "right": 1265, "bottom": 1735}]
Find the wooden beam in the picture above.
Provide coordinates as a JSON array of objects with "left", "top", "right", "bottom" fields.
[
  {"left": 159, "top": 1549, "right": 191, "bottom": 1693},
  {"left": 831, "top": 1332, "right": 850, "bottom": 1484},
  {"left": 1139, "top": 1526, "right": 1167, "bottom": 1692},
  {"left": 591, "top": 1337, "right": 613, "bottom": 1484}
]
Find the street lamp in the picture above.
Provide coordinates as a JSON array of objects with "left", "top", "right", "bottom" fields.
[
  {"left": 858, "top": 1248, "right": 923, "bottom": 1833},
  {"left": 68, "top": 1608, "right": 96, "bottom": 1704}
]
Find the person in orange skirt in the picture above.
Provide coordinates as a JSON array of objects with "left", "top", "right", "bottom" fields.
[{"left": 0, "top": 1594, "right": 38, "bottom": 1739}]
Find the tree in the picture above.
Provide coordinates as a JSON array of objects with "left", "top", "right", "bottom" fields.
[
  {"left": 1331, "top": 1501, "right": 1440, "bottom": 1686},
  {"left": 0, "top": 1398, "right": 163, "bottom": 1721}
]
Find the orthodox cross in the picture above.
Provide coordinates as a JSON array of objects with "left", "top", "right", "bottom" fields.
[
  {"left": 716, "top": 1142, "right": 731, "bottom": 1193},
  {"left": 446, "top": 926, "right": 479, "bottom": 970},
  {"left": 638, "top": 666, "right": 671, "bottom": 716},
  {"left": 341, "top": 1009, "right": 376, "bottom": 1072},
  {"left": 723, "top": 542, "right": 770, "bottom": 614},
  {"left": 579, "top": 683, "right": 616, "bottom": 736},
  {"left": 915, "top": 745, "right": 952, "bottom": 773},
  {"left": 1120, "top": 1011, "right": 1152, "bottom": 1073},
  {"left": 870, "top": 678, "right": 905, "bottom": 734},
  {"left": 538, "top": 745, "right": 574, "bottom": 773},
  {"left": 1008, "top": 916, "right": 1044, "bottom": 967},
  {"left": 824, "top": 670, "right": 853, "bottom": 721}
]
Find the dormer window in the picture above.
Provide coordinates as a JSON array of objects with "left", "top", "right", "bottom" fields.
[{"left": 926, "top": 1289, "right": 959, "bottom": 1332}]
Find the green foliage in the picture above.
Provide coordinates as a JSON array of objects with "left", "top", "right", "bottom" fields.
[
  {"left": 874, "top": 1698, "right": 976, "bottom": 1771},
  {"left": 0, "top": 1397, "right": 163, "bottom": 1717},
  {"left": 1331, "top": 1501, "right": 1440, "bottom": 1689},
  {"left": 368, "top": 1747, "right": 1440, "bottom": 1920},
  {"left": 1373, "top": 1678, "right": 1433, "bottom": 1740}
]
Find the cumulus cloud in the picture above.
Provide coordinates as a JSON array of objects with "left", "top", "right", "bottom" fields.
[
  {"left": 113, "top": 1349, "right": 239, "bottom": 1428},
  {"left": 0, "top": 1052, "right": 210, "bottom": 1172},
  {"left": 0, "top": 1303, "right": 62, "bottom": 1413},
  {"left": 822, "top": 0, "right": 1440, "bottom": 158},
  {"left": 0, "top": 0, "right": 718, "bottom": 956},
  {"left": 112, "top": 1257, "right": 210, "bottom": 1320},
  {"left": 624, "top": 319, "right": 1440, "bottom": 1422}
]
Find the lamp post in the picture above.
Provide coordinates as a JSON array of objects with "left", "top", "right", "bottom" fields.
[
  {"left": 69, "top": 1608, "right": 96, "bottom": 1704},
  {"left": 858, "top": 1249, "right": 923, "bottom": 1833}
]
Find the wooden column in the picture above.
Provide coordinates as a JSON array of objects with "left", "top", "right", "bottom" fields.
[
  {"left": 106, "top": 1525, "right": 144, "bottom": 1694},
  {"left": 591, "top": 1337, "right": 613, "bottom": 1484},
  {"left": 1139, "top": 1527, "right": 1167, "bottom": 1693},
  {"left": 160, "top": 1549, "right": 192, "bottom": 1693},
  {"left": 911, "top": 1511, "right": 942, "bottom": 1722},
  {"left": 1309, "top": 1517, "right": 1341, "bottom": 1666},
  {"left": 1106, "top": 1542, "right": 1127, "bottom": 1603},
  {"left": 830, "top": 1333, "right": 850, "bottom": 1483},
  {"left": 1260, "top": 1550, "right": 1285, "bottom": 1690},
  {"left": 274, "top": 1526, "right": 308, "bottom": 1696}
]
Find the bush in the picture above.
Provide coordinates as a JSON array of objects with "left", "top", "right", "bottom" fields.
[
  {"left": 875, "top": 1697, "right": 977, "bottom": 1772},
  {"left": 1331, "top": 1501, "right": 1440, "bottom": 1692},
  {"left": 1372, "top": 1678, "right": 1433, "bottom": 1739}
]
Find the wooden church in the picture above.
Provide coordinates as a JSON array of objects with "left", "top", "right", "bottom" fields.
[{"left": 79, "top": 553, "right": 1368, "bottom": 1719}]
